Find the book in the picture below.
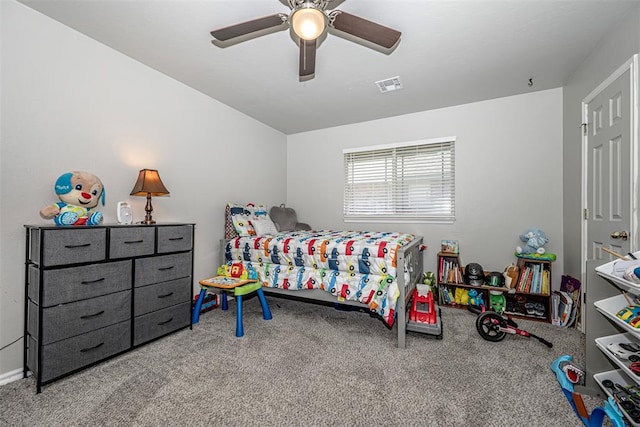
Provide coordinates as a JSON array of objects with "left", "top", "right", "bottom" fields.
[
  {"left": 524, "top": 268, "right": 533, "bottom": 293},
  {"left": 541, "top": 270, "right": 550, "bottom": 295},
  {"left": 440, "top": 240, "right": 459, "bottom": 254},
  {"left": 552, "top": 291, "right": 575, "bottom": 327}
]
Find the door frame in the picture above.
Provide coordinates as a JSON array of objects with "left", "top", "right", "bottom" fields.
[{"left": 581, "top": 54, "right": 639, "bottom": 331}]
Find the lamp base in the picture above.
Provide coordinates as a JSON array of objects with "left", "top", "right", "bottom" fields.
[{"left": 143, "top": 194, "right": 155, "bottom": 225}]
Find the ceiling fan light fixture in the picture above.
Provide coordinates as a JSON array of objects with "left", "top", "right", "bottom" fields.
[{"left": 291, "top": 4, "right": 327, "bottom": 40}]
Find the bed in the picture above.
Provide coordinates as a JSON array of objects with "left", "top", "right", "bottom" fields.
[{"left": 220, "top": 203, "right": 425, "bottom": 348}]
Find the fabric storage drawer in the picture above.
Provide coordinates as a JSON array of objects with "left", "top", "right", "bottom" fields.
[
  {"left": 30, "top": 228, "right": 106, "bottom": 267},
  {"left": 31, "top": 290, "right": 131, "bottom": 344},
  {"left": 28, "top": 260, "right": 132, "bottom": 306},
  {"left": 134, "top": 277, "right": 192, "bottom": 316},
  {"left": 134, "top": 252, "right": 192, "bottom": 287},
  {"left": 37, "top": 321, "right": 131, "bottom": 383},
  {"left": 134, "top": 302, "right": 190, "bottom": 346},
  {"left": 157, "top": 225, "right": 193, "bottom": 254},
  {"left": 109, "top": 226, "right": 155, "bottom": 259}
]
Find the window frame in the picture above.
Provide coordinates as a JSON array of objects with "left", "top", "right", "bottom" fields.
[{"left": 343, "top": 136, "right": 456, "bottom": 224}]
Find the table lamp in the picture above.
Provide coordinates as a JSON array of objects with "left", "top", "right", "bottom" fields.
[{"left": 130, "top": 169, "right": 170, "bottom": 224}]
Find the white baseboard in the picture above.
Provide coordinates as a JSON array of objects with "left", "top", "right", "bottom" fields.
[{"left": 0, "top": 368, "right": 26, "bottom": 386}]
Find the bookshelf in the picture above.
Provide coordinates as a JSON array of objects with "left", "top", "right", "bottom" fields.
[
  {"left": 504, "top": 256, "right": 553, "bottom": 322},
  {"left": 436, "top": 252, "right": 464, "bottom": 307},
  {"left": 437, "top": 251, "right": 552, "bottom": 323}
]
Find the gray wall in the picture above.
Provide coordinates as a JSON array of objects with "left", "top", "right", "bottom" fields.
[
  {"left": 562, "top": 5, "right": 640, "bottom": 280},
  {"left": 287, "top": 89, "right": 564, "bottom": 286},
  {"left": 0, "top": 1, "right": 287, "bottom": 378}
]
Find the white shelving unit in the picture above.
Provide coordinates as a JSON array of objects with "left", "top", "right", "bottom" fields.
[
  {"left": 594, "top": 294, "right": 640, "bottom": 336},
  {"left": 593, "top": 370, "right": 640, "bottom": 427},
  {"left": 595, "top": 333, "right": 640, "bottom": 381},
  {"left": 591, "top": 251, "right": 640, "bottom": 425}
]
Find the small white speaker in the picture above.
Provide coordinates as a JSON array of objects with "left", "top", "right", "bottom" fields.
[{"left": 117, "top": 201, "right": 133, "bottom": 225}]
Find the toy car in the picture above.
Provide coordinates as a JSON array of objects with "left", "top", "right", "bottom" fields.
[
  {"left": 617, "top": 306, "right": 640, "bottom": 321},
  {"left": 630, "top": 362, "right": 640, "bottom": 376},
  {"left": 630, "top": 316, "right": 640, "bottom": 329},
  {"left": 607, "top": 342, "right": 640, "bottom": 362},
  {"left": 621, "top": 342, "right": 640, "bottom": 352}
]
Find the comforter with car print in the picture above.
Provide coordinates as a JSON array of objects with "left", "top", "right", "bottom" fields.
[{"left": 224, "top": 230, "right": 416, "bottom": 326}]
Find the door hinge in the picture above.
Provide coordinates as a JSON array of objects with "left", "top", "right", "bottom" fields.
[{"left": 584, "top": 208, "right": 589, "bottom": 220}]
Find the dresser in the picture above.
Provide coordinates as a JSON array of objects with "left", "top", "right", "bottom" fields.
[{"left": 24, "top": 223, "right": 194, "bottom": 392}]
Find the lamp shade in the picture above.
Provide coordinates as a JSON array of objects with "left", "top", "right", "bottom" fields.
[
  {"left": 291, "top": 4, "right": 326, "bottom": 41},
  {"left": 130, "top": 169, "right": 170, "bottom": 196}
]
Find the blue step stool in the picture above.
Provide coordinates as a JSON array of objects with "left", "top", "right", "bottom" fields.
[{"left": 193, "top": 278, "right": 272, "bottom": 338}]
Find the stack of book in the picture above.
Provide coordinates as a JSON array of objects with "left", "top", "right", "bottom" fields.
[
  {"left": 516, "top": 264, "right": 550, "bottom": 295},
  {"left": 439, "top": 258, "right": 463, "bottom": 284},
  {"left": 439, "top": 286, "right": 456, "bottom": 305}
]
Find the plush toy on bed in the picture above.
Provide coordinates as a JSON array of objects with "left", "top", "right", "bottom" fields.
[
  {"left": 39, "top": 171, "right": 105, "bottom": 226},
  {"left": 516, "top": 228, "right": 548, "bottom": 255}
]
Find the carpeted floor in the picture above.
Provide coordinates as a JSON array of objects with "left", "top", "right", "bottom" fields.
[{"left": 1, "top": 296, "right": 597, "bottom": 426}]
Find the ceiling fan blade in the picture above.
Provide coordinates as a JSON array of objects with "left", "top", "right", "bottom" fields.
[
  {"left": 211, "top": 14, "right": 286, "bottom": 41},
  {"left": 330, "top": 11, "right": 401, "bottom": 49},
  {"left": 299, "top": 39, "right": 316, "bottom": 78}
]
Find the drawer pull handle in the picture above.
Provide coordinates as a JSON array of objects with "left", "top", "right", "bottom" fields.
[
  {"left": 80, "top": 342, "right": 104, "bottom": 353},
  {"left": 65, "top": 243, "right": 91, "bottom": 249},
  {"left": 169, "top": 237, "right": 184, "bottom": 241},
  {"left": 80, "top": 310, "right": 105, "bottom": 319},
  {"left": 158, "top": 266, "right": 174, "bottom": 271},
  {"left": 158, "top": 292, "right": 174, "bottom": 299},
  {"left": 158, "top": 317, "right": 173, "bottom": 326},
  {"left": 81, "top": 278, "right": 105, "bottom": 285},
  {"left": 124, "top": 240, "right": 144, "bottom": 244}
]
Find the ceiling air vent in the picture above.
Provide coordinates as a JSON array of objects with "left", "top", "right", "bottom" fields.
[{"left": 375, "top": 76, "right": 403, "bottom": 93}]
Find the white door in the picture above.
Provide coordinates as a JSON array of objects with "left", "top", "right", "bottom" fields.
[
  {"left": 582, "top": 56, "right": 638, "bottom": 334},
  {"left": 586, "top": 66, "right": 633, "bottom": 259}
]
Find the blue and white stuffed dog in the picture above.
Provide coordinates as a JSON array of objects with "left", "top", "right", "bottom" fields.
[
  {"left": 516, "top": 228, "right": 548, "bottom": 255},
  {"left": 40, "top": 171, "right": 105, "bottom": 226}
]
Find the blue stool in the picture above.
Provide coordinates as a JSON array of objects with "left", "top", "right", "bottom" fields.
[{"left": 193, "top": 280, "right": 272, "bottom": 337}]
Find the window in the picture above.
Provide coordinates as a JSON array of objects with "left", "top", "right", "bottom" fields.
[{"left": 343, "top": 137, "right": 455, "bottom": 223}]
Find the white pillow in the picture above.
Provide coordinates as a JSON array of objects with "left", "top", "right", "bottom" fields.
[
  {"left": 252, "top": 216, "right": 279, "bottom": 236},
  {"left": 228, "top": 203, "right": 269, "bottom": 237},
  {"left": 228, "top": 203, "right": 256, "bottom": 236}
]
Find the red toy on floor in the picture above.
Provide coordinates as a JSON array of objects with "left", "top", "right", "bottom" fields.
[{"left": 409, "top": 287, "right": 437, "bottom": 324}]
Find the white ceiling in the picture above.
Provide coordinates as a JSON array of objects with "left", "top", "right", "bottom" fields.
[{"left": 18, "top": 0, "right": 638, "bottom": 134}]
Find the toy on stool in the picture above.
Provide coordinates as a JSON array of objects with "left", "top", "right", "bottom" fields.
[
  {"left": 217, "top": 262, "right": 259, "bottom": 281},
  {"left": 409, "top": 284, "right": 437, "bottom": 324},
  {"left": 39, "top": 171, "right": 105, "bottom": 226}
]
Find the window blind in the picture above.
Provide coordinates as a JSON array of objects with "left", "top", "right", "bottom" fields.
[{"left": 343, "top": 138, "right": 455, "bottom": 222}]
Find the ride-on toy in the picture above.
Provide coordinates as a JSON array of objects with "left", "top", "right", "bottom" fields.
[{"left": 474, "top": 309, "right": 553, "bottom": 347}]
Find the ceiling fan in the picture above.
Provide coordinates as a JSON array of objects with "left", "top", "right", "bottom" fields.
[{"left": 210, "top": 0, "right": 401, "bottom": 80}]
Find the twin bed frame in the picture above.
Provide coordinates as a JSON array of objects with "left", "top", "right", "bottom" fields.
[{"left": 219, "top": 235, "right": 424, "bottom": 348}]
